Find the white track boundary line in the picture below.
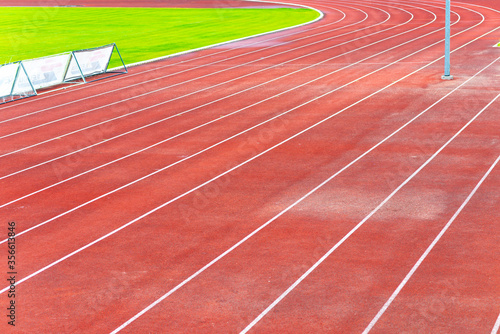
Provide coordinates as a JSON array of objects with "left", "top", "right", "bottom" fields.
[
  {"left": 0, "top": 3, "right": 452, "bottom": 231},
  {"left": 0, "top": 0, "right": 326, "bottom": 113},
  {"left": 241, "top": 89, "right": 500, "bottom": 334},
  {"left": 363, "top": 153, "right": 500, "bottom": 333},
  {"left": 0, "top": 0, "right": 488, "bottom": 259},
  {"left": 122, "top": 0, "right": 326, "bottom": 69},
  {"left": 0, "top": 2, "right": 350, "bottom": 125},
  {"left": 0, "top": 4, "right": 386, "bottom": 147},
  {"left": 0, "top": 0, "right": 488, "bottom": 278},
  {"left": 67, "top": 31, "right": 500, "bottom": 334},
  {"left": 0, "top": 5, "right": 382, "bottom": 141},
  {"left": 0, "top": 4, "right": 430, "bottom": 194},
  {"left": 0, "top": 0, "right": 493, "bottom": 309},
  {"left": 492, "top": 312, "right": 500, "bottom": 334}
]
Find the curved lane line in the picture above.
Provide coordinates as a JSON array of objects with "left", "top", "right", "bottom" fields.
[
  {"left": 0, "top": 0, "right": 491, "bottom": 299},
  {"left": 0, "top": 0, "right": 326, "bottom": 113},
  {"left": 0, "top": 4, "right": 428, "bottom": 212},
  {"left": 362, "top": 152, "right": 500, "bottom": 333}
]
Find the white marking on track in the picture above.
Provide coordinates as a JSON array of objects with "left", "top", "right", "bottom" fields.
[
  {"left": 0, "top": 0, "right": 489, "bottom": 281},
  {"left": 363, "top": 153, "right": 500, "bottom": 333},
  {"left": 0, "top": 4, "right": 379, "bottom": 150},
  {"left": 492, "top": 312, "right": 500, "bottom": 334},
  {"left": 113, "top": 33, "right": 500, "bottom": 334},
  {"left": 0, "top": 3, "right": 350, "bottom": 123},
  {"left": 239, "top": 83, "right": 500, "bottom": 333},
  {"left": 0, "top": 0, "right": 331, "bottom": 114}
]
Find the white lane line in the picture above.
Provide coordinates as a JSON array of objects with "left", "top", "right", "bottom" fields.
[
  {"left": 0, "top": 4, "right": 384, "bottom": 151},
  {"left": 0, "top": 2, "right": 357, "bottom": 127},
  {"left": 363, "top": 153, "right": 500, "bottom": 333},
  {"left": 0, "top": 0, "right": 490, "bottom": 308},
  {"left": 0, "top": 0, "right": 331, "bottom": 114},
  {"left": 94, "top": 36, "right": 500, "bottom": 334},
  {"left": 0, "top": 1, "right": 447, "bottom": 182},
  {"left": 120, "top": 0, "right": 327, "bottom": 68},
  {"left": 0, "top": 4, "right": 424, "bottom": 202},
  {"left": 492, "top": 312, "right": 500, "bottom": 334},
  {"left": 0, "top": 0, "right": 486, "bottom": 253},
  {"left": 0, "top": 0, "right": 486, "bottom": 268},
  {"left": 0, "top": 6, "right": 444, "bottom": 237},
  {"left": 241, "top": 91, "right": 500, "bottom": 334},
  {"left": 0, "top": 4, "right": 392, "bottom": 177}
]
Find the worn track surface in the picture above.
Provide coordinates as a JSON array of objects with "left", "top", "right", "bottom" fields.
[{"left": 0, "top": 0, "right": 499, "bottom": 333}]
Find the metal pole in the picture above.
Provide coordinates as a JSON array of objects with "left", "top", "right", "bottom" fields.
[{"left": 442, "top": 0, "right": 453, "bottom": 80}]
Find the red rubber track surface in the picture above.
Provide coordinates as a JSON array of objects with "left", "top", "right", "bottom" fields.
[{"left": 0, "top": 0, "right": 499, "bottom": 333}]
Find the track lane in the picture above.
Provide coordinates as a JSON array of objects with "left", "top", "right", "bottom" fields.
[
  {"left": 0, "top": 3, "right": 496, "bottom": 332},
  {"left": 364, "top": 155, "right": 500, "bottom": 333},
  {"left": 0, "top": 3, "right": 386, "bottom": 148},
  {"left": 236, "top": 88, "right": 500, "bottom": 334},
  {"left": 0, "top": 0, "right": 500, "bottom": 334},
  {"left": 0, "top": 1, "right": 462, "bottom": 250},
  {"left": 0, "top": 3, "right": 437, "bottom": 206},
  {"left": 0, "top": 0, "right": 334, "bottom": 118},
  {"left": 111, "top": 46, "right": 500, "bottom": 334}
]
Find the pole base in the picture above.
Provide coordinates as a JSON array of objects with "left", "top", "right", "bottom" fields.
[{"left": 441, "top": 74, "right": 454, "bottom": 80}]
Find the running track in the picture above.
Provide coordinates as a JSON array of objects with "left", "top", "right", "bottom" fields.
[{"left": 0, "top": 0, "right": 499, "bottom": 333}]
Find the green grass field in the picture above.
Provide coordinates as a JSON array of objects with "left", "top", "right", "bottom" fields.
[{"left": 1, "top": 7, "right": 319, "bottom": 67}]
